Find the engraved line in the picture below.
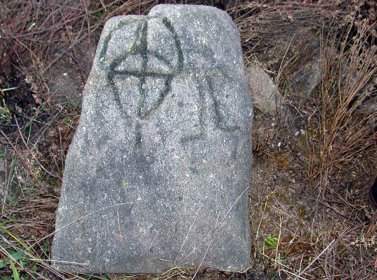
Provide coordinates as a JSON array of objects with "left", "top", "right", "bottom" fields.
[
  {"left": 112, "top": 70, "right": 172, "bottom": 78},
  {"left": 129, "top": 21, "right": 144, "bottom": 55},
  {"left": 99, "top": 18, "right": 142, "bottom": 63},
  {"left": 205, "top": 76, "right": 240, "bottom": 132},
  {"left": 180, "top": 76, "right": 207, "bottom": 143},
  {"left": 162, "top": 17, "right": 183, "bottom": 72},
  {"left": 137, "top": 20, "right": 148, "bottom": 119}
]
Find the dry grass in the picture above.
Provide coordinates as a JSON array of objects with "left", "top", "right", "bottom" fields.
[
  {"left": 248, "top": 1, "right": 376, "bottom": 279},
  {"left": 307, "top": 21, "right": 377, "bottom": 190},
  {"left": 1, "top": 0, "right": 376, "bottom": 279}
]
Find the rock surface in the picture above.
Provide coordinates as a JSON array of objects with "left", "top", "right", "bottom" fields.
[
  {"left": 246, "top": 65, "right": 284, "bottom": 116},
  {"left": 52, "top": 4, "right": 252, "bottom": 274}
]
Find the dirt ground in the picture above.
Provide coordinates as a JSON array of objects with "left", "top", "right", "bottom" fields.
[{"left": 0, "top": 1, "right": 376, "bottom": 279}]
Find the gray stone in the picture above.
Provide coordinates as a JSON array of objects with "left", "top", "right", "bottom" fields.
[
  {"left": 52, "top": 4, "right": 252, "bottom": 274},
  {"left": 246, "top": 65, "right": 284, "bottom": 116}
]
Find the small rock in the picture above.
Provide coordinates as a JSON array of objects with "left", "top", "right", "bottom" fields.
[{"left": 246, "top": 65, "right": 285, "bottom": 117}]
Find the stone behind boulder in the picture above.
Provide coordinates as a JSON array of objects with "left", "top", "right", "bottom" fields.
[
  {"left": 246, "top": 65, "right": 284, "bottom": 116},
  {"left": 52, "top": 4, "right": 253, "bottom": 274}
]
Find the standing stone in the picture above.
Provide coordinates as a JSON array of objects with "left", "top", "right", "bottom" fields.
[{"left": 52, "top": 4, "right": 253, "bottom": 273}]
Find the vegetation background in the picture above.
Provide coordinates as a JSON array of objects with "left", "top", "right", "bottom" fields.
[{"left": 0, "top": 0, "right": 376, "bottom": 279}]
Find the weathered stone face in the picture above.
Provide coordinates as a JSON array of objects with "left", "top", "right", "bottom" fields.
[{"left": 52, "top": 4, "right": 253, "bottom": 274}]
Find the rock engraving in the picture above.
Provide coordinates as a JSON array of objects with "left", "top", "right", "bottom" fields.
[
  {"left": 98, "top": 16, "right": 239, "bottom": 146},
  {"left": 99, "top": 17, "right": 183, "bottom": 146}
]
